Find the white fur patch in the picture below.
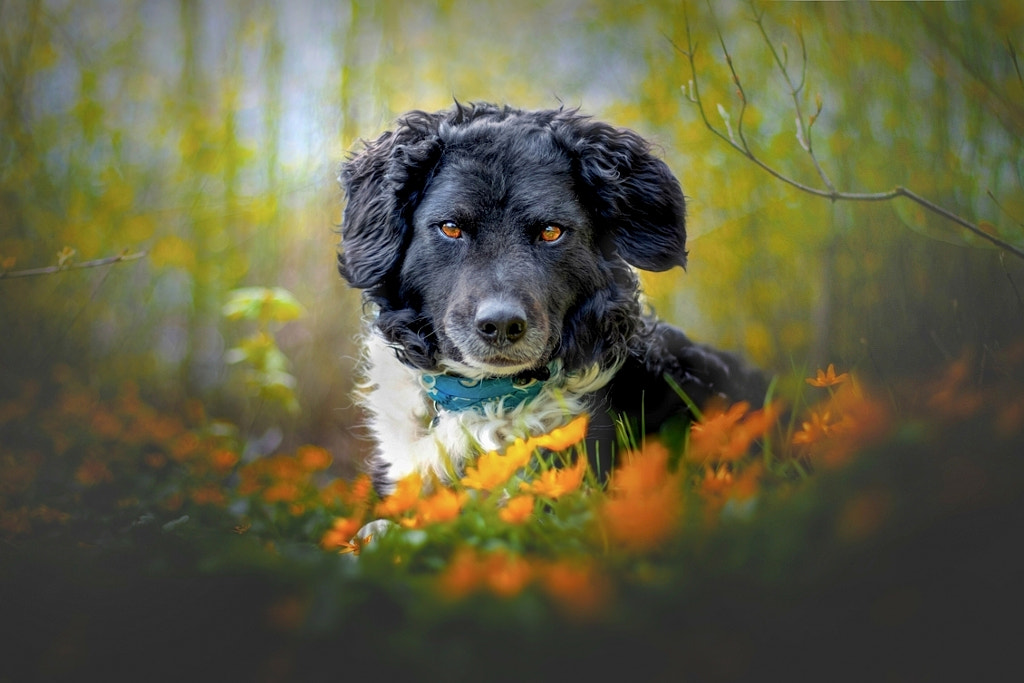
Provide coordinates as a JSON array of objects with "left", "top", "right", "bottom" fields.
[{"left": 357, "top": 332, "right": 620, "bottom": 493}]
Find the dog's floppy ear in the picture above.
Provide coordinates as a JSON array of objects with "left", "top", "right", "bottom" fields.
[
  {"left": 338, "top": 112, "right": 443, "bottom": 288},
  {"left": 556, "top": 115, "right": 687, "bottom": 271}
]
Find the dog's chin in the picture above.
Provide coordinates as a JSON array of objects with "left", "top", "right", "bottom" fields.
[{"left": 437, "top": 355, "right": 544, "bottom": 379}]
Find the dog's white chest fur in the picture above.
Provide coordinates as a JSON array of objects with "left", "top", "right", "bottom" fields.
[{"left": 359, "top": 332, "right": 617, "bottom": 492}]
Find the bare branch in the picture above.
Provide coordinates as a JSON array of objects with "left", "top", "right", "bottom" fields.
[
  {"left": 0, "top": 250, "right": 147, "bottom": 280},
  {"left": 1009, "top": 38, "right": 1024, "bottom": 90},
  {"left": 677, "top": 2, "right": 1024, "bottom": 262}
]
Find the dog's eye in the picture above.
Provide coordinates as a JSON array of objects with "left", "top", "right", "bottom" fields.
[
  {"left": 538, "top": 224, "right": 564, "bottom": 243},
  {"left": 438, "top": 221, "right": 463, "bottom": 240}
]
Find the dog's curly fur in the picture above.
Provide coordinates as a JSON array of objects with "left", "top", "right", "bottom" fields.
[{"left": 339, "top": 103, "right": 767, "bottom": 493}]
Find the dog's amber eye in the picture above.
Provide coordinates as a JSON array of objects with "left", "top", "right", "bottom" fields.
[
  {"left": 439, "top": 221, "right": 462, "bottom": 239},
  {"left": 539, "top": 225, "right": 563, "bottom": 243}
]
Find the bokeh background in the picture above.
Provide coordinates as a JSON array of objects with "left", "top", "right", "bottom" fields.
[{"left": 4, "top": 0, "right": 1022, "bottom": 472}]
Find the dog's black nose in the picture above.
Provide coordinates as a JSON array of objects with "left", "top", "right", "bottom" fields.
[{"left": 475, "top": 300, "right": 527, "bottom": 345}]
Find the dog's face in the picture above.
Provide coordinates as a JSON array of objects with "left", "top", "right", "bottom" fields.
[
  {"left": 401, "top": 133, "right": 607, "bottom": 376},
  {"left": 339, "top": 103, "right": 688, "bottom": 377}
]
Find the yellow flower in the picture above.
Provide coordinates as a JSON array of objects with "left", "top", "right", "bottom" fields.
[
  {"left": 498, "top": 494, "right": 535, "bottom": 524},
  {"left": 806, "top": 363, "right": 850, "bottom": 388},
  {"left": 529, "top": 415, "right": 589, "bottom": 452},
  {"left": 519, "top": 457, "right": 587, "bottom": 499},
  {"left": 502, "top": 438, "right": 535, "bottom": 469},
  {"left": 460, "top": 451, "right": 520, "bottom": 491},
  {"left": 375, "top": 472, "right": 422, "bottom": 517}
]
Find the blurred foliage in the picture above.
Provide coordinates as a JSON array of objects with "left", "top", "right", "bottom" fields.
[
  {"left": 2, "top": 0, "right": 1024, "bottom": 679},
  {"left": 223, "top": 286, "right": 307, "bottom": 415}
]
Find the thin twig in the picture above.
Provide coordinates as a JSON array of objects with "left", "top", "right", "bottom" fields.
[
  {"left": 677, "top": 2, "right": 1024, "bottom": 262},
  {"left": 748, "top": 6, "right": 836, "bottom": 193},
  {"left": 0, "top": 250, "right": 147, "bottom": 280}
]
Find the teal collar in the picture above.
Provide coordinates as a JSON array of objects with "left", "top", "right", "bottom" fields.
[{"left": 422, "top": 364, "right": 555, "bottom": 413}]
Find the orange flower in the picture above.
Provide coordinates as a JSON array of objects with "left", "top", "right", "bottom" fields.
[
  {"left": 267, "top": 455, "right": 303, "bottom": 481},
  {"left": 699, "top": 463, "right": 762, "bottom": 506},
  {"left": 791, "top": 409, "right": 837, "bottom": 446},
  {"left": 402, "top": 487, "right": 465, "bottom": 528},
  {"left": 437, "top": 549, "right": 534, "bottom": 599},
  {"left": 529, "top": 414, "right": 590, "bottom": 452},
  {"left": 210, "top": 448, "right": 239, "bottom": 472},
  {"left": 461, "top": 451, "right": 520, "bottom": 491},
  {"left": 262, "top": 481, "right": 301, "bottom": 504},
  {"left": 375, "top": 472, "right": 422, "bottom": 517},
  {"left": 689, "top": 401, "right": 778, "bottom": 463},
  {"left": 498, "top": 494, "right": 535, "bottom": 524},
  {"left": 602, "top": 482, "right": 682, "bottom": 553},
  {"left": 483, "top": 551, "right": 533, "bottom": 598},
  {"left": 438, "top": 548, "right": 485, "bottom": 599},
  {"left": 538, "top": 559, "right": 609, "bottom": 618},
  {"left": 340, "top": 474, "right": 374, "bottom": 508},
  {"left": 740, "top": 401, "right": 783, "bottom": 438},
  {"left": 609, "top": 441, "right": 671, "bottom": 496},
  {"left": 818, "top": 382, "right": 891, "bottom": 468},
  {"left": 806, "top": 363, "right": 850, "bottom": 388},
  {"left": 700, "top": 463, "right": 735, "bottom": 497},
  {"left": 297, "top": 445, "right": 332, "bottom": 471},
  {"left": 601, "top": 443, "right": 683, "bottom": 552},
  {"left": 320, "top": 516, "right": 364, "bottom": 551},
  {"left": 338, "top": 534, "right": 372, "bottom": 555},
  {"left": 519, "top": 457, "right": 587, "bottom": 499}
]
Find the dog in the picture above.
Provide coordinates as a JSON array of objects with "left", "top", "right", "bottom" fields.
[{"left": 338, "top": 103, "right": 767, "bottom": 494}]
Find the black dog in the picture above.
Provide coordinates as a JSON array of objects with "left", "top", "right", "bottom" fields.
[{"left": 339, "top": 103, "right": 766, "bottom": 493}]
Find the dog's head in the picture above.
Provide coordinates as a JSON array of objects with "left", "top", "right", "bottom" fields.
[{"left": 339, "top": 103, "right": 687, "bottom": 377}]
